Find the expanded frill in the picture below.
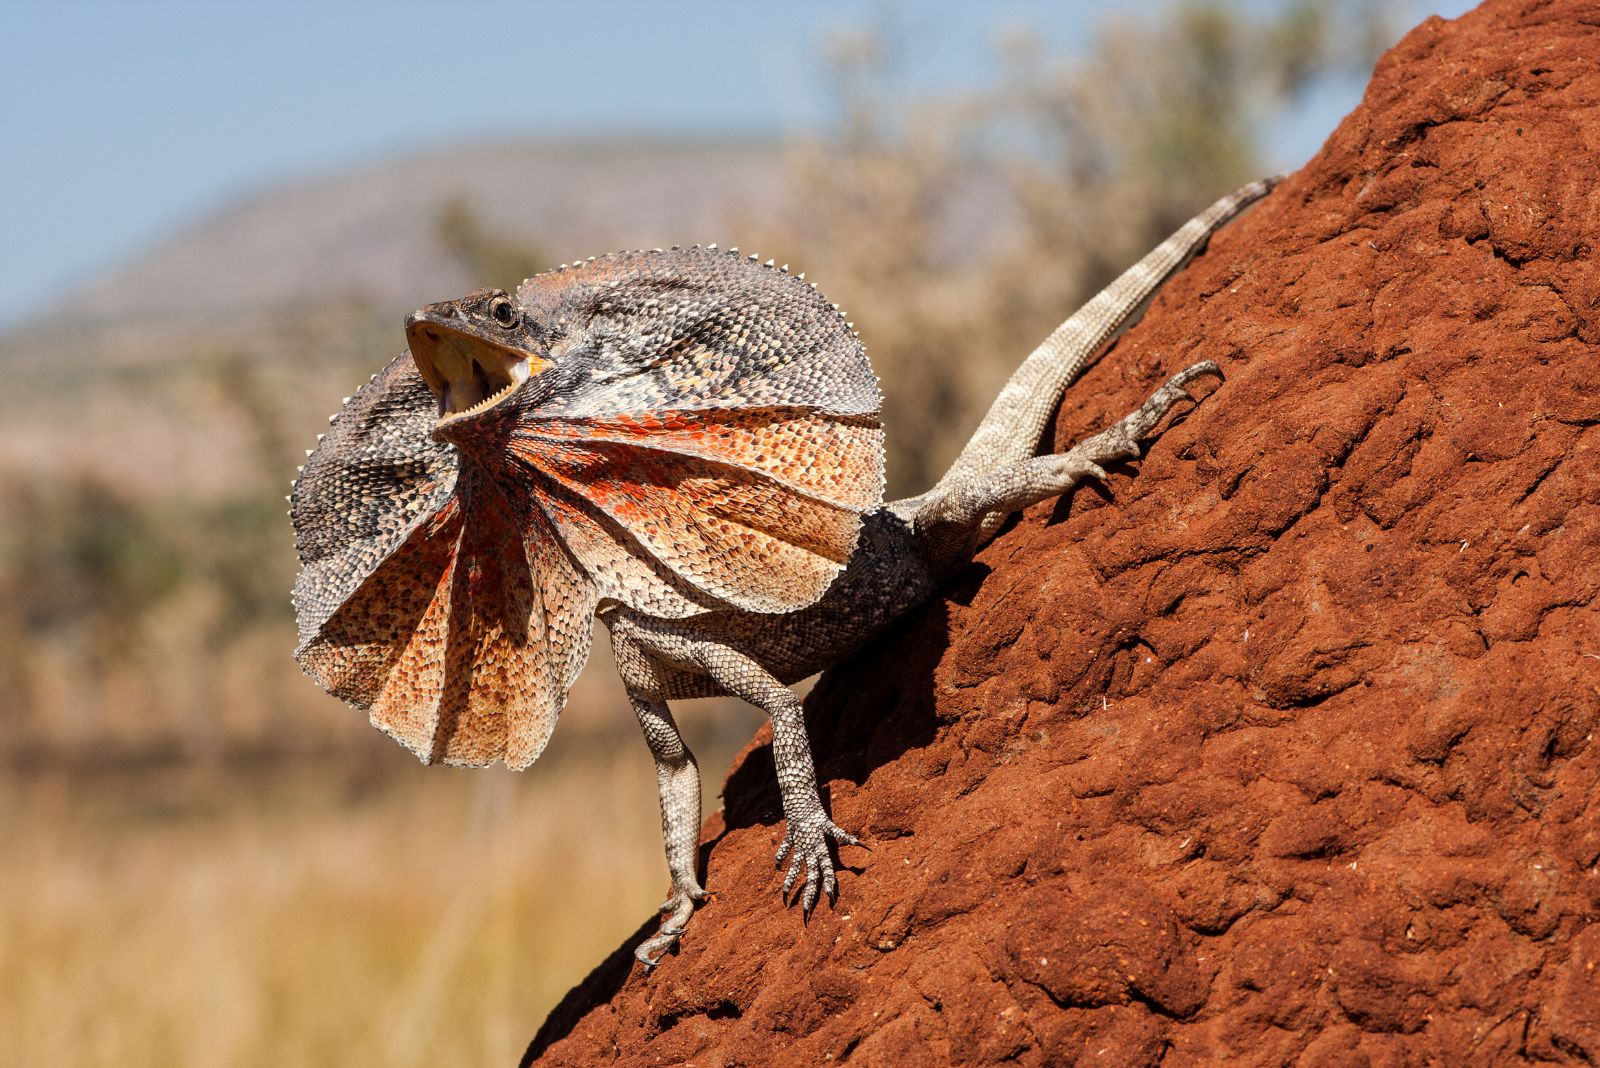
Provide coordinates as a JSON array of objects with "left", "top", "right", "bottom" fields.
[{"left": 291, "top": 249, "right": 883, "bottom": 769}]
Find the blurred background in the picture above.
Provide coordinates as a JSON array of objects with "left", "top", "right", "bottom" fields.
[{"left": 1, "top": 1, "right": 1469, "bottom": 1064}]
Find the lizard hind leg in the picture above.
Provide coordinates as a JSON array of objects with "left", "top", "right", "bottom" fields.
[
  {"left": 914, "top": 360, "right": 1222, "bottom": 567},
  {"left": 996, "top": 358, "right": 1220, "bottom": 518}
]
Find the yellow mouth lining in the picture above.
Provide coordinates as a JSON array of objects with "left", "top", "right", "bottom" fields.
[{"left": 408, "top": 327, "right": 538, "bottom": 425}]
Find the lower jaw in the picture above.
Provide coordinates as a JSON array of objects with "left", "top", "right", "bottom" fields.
[
  {"left": 409, "top": 328, "right": 536, "bottom": 425},
  {"left": 440, "top": 378, "right": 518, "bottom": 422},
  {"left": 434, "top": 362, "right": 531, "bottom": 426}
]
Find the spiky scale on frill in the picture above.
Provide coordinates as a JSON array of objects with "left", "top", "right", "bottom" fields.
[
  {"left": 290, "top": 246, "right": 884, "bottom": 769},
  {"left": 290, "top": 354, "right": 457, "bottom": 649}
]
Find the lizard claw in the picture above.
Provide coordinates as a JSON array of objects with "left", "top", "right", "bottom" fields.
[
  {"left": 776, "top": 814, "right": 860, "bottom": 912},
  {"left": 1068, "top": 359, "right": 1223, "bottom": 470},
  {"left": 1050, "top": 455, "right": 1114, "bottom": 484},
  {"left": 634, "top": 879, "right": 709, "bottom": 969},
  {"left": 1169, "top": 359, "right": 1222, "bottom": 388}
]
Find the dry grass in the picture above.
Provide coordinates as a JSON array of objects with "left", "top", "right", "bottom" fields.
[{"left": 1, "top": 727, "right": 748, "bottom": 1067}]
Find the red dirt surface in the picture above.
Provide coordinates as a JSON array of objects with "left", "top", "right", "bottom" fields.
[{"left": 526, "top": 2, "right": 1600, "bottom": 1063}]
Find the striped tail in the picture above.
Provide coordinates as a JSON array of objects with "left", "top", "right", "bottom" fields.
[{"left": 930, "top": 175, "right": 1281, "bottom": 497}]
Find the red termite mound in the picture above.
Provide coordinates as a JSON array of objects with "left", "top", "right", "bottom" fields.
[{"left": 527, "top": 2, "right": 1600, "bottom": 1063}]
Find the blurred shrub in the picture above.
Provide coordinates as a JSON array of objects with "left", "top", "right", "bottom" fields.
[
  {"left": 744, "top": 0, "right": 1385, "bottom": 493},
  {"left": 0, "top": 476, "right": 184, "bottom": 667},
  {"left": 436, "top": 198, "right": 550, "bottom": 291}
]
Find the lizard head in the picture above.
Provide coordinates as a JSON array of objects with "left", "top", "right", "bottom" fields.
[{"left": 404, "top": 288, "right": 549, "bottom": 430}]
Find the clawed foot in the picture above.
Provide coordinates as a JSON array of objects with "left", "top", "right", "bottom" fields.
[
  {"left": 1025, "top": 359, "right": 1220, "bottom": 501},
  {"left": 634, "top": 879, "right": 710, "bottom": 970},
  {"left": 1075, "top": 359, "right": 1221, "bottom": 467},
  {"left": 776, "top": 812, "right": 862, "bottom": 912},
  {"left": 1107, "top": 358, "right": 1216, "bottom": 450}
]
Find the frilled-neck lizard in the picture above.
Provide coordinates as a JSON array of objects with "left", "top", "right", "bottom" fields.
[{"left": 290, "top": 177, "right": 1277, "bottom": 967}]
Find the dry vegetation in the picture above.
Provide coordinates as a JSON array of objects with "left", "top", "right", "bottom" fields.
[
  {"left": 0, "top": 739, "right": 744, "bottom": 1067},
  {"left": 3, "top": 3, "right": 1384, "bottom": 1063}
]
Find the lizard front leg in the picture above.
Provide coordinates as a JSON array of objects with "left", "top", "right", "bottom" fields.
[
  {"left": 694, "top": 642, "right": 863, "bottom": 911},
  {"left": 609, "top": 612, "right": 861, "bottom": 964},
  {"left": 627, "top": 691, "right": 709, "bottom": 969},
  {"left": 914, "top": 360, "right": 1221, "bottom": 568}
]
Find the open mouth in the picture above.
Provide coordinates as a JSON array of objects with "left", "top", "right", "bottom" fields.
[{"left": 406, "top": 321, "right": 535, "bottom": 425}]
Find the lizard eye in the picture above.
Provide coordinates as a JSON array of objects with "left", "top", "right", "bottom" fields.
[{"left": 489, "top": 297, "right": 519, "bottom": 328}]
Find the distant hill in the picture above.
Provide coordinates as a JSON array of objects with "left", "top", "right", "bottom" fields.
[
  {"left": 0, "top": 137, "right": 787, "bottom": 496},
  {"left": 4, "top": 137, "right": 784, "bottom": 350}
]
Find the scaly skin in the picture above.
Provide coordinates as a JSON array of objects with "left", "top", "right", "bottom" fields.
[{"left": 289, "top": 177, "right": 1279, "bottom": 970}]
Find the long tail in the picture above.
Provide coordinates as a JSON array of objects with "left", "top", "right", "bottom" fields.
[{"left": 929, "top": 175, "right": 1281, "bottom": 497}]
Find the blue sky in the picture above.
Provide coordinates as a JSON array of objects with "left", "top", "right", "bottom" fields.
[{"left": 3, "top": 1, "right": 1472, "bottom": 329}]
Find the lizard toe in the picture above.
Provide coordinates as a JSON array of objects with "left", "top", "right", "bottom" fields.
[
  {"left": 635, "top": 929, "right": 680, "bottom": 969},
  {"left": 782, "top": 852, "right": 803, "bottom": 898},
  {"left": 801, "top": 857, "right": 824, "bottom": 913}
]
